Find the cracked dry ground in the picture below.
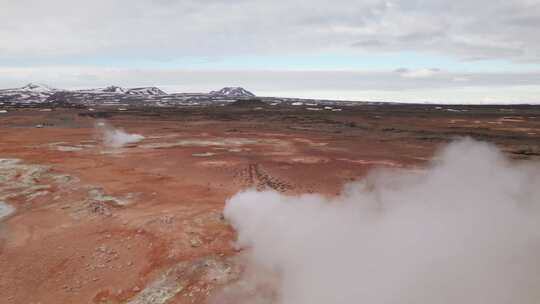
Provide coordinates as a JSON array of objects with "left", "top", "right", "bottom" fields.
[{"left": 1, "top": 106, "right": 539, "bottom": 303}]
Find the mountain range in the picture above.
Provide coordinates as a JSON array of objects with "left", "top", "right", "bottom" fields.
[{"left": 0, "top": 83, "right": 256, "bottom": 105}]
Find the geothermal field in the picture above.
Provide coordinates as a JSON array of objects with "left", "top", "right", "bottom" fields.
[{"left": 1, "top": 102, "right": 540, "bottom": 303}]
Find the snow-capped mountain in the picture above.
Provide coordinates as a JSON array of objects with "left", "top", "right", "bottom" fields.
[
  {"left": 209, "top": 87, "right": 256, "bottom": 98},
  {"left": 20, "top": 83, "right": 55, "bottom": 92},
  {"left": 126, "top": 87, "right": 166, "bottom": 95},
  {"left": 0, "top": 83, "right": 57, "bottom": 103},
  {"left": 77, "top": 86, "right": 165, "bottom": 95}
]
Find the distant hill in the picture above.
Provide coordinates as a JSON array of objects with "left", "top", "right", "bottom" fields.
[
  {"left": 0, "top": 83, "right": 57, "bottom": 103},
  {"left": 209, "top": 87, "right": 256, "bottom": 98},
  {"left": 76, "top": 86, "right": 165, "bottom": 95},
  {"left": 19, "top": 83, "right": 56, "bottom": 93}
]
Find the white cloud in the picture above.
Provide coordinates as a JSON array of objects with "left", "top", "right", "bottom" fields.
[
  {"left": 395, "top": 68, "right": 441, "bottom": 78},
  {"left": 0, "top": 0, "right": 539, "bottom": 62}
]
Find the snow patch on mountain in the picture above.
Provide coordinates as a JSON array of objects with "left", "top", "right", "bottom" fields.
[{"left": 101, "top": 86, "right": 127, "bottom": 93}]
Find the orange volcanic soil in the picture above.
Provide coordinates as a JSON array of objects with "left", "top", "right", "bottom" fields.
[{"left": 0, "top": 105, "right": 539, "bottom": 303}]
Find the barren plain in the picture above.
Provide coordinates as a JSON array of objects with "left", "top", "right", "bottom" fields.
[{"left": 1, "top": 103, "right": 539, "bottom": 303}]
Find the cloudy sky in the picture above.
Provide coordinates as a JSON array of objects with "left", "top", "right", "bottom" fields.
[{"left": 1, "top": 0, "right": 540, "bottom": 103}]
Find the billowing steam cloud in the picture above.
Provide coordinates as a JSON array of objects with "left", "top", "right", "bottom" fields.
[
  {"left": 222, "top": 139, "right": 540, "bottom": 304},
  {"left": 96, "top": 121, "right": 145, "bottom": 148}
]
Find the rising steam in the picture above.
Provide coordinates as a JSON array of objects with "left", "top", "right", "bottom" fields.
[
  {"left": 222, "top": 139, "right": 540, "bottom": 304},
  {"left": 96, "top": 121, "right": 145, "bottom": 148}
]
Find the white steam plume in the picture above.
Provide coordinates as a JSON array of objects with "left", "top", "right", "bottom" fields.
[
  {"left": 222, "top": 139, "right": 540, "bottom": 304},
  {"left": 96, "top": 121, "right": 144, "bottom": 148}
]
